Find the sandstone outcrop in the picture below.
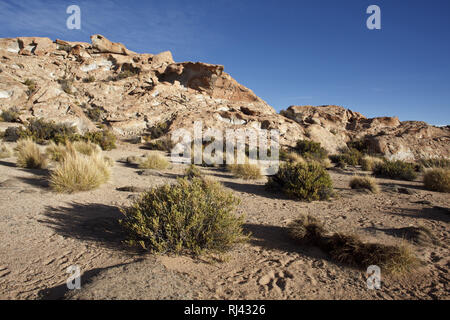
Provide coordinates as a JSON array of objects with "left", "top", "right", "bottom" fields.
[{"left": 0, "top": 34, "right": 448, "bottom": 160}]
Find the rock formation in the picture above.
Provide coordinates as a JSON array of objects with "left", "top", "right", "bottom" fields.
[{"left": 0, "top": 34, "right": 448, "bottom": 160}]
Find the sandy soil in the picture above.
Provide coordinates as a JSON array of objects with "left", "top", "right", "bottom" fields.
[{"left": 0, "top": 141, "right": 448, "bottom": 300}]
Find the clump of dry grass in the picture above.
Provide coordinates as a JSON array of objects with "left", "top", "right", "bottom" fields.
[
  {"left": 423, "top": 168, "right": 450, "bottom": 193},
  {"left": 72, "top": 141, "right": 101, "bottom": 156},
  {"left": 349, "top": 175, "right": 380, "bottom": 193},
  {"left": 288, "top": 215, "right": 418, "bottom": 274},
  {"left": 0, "top": 143, "right": 13, "bottom": 159},
  {"left": 326, "top": 233, "right": 418, "bottom": 274},
  {"left": 282, "top": 151, "right": 305, "bottom": 164},
  {"left": 361, "top": 156, "right": 384, "bottom": 171},
  {"left": 50, "top": 152, "right": 111, "bottom": 193},
  {"left": 184, "top": 164, "right": 203, "bottom": 179},
  {"left": 138, "top": 153, "right": 169, "bottom": 170},
  {"left": 15, "top": 139, "right": 48, "bottom": 169},
  {"left": 46, "top": 142, "right": 75, "bottom": 162},
  {"left": 227, "top": 162, "right": 262, "bottom": 180},
  {"left": 288, "top": 215, "right": 326, "bottom": 245}
]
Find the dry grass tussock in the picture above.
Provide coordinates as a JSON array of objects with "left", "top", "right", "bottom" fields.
[
  {"left": 138, "top": 153, "right": 170, "bottom": 170},
  {"left": 15, "top": 139, "right": 48, "bottom": 169},
  {"left": 349, "top": 175, "right": 380, "bottom": 193}
]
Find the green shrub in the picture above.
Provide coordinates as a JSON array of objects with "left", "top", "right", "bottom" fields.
[
  {"left": 23, "top": 79, "right": 37, "bottom": 96},
  {"left": 84, "top": 105, "right": 105, "bottom": 122},
  {"left": 330, "top": 148, "right": 363, "bottom": 166},
  {"left": 83, "top": 129, "right": 116, "bottom": 151},
  {"left": 119, "top": 178, "right": 248, "bottom": 255},
  {"left": 266, "top": 161, "right": 333, "bottom": 201},
  {"left": 116, "top": 70, "right": 137, "bottom": 80},
  {"left": 294, "top": 140, "right": 328, "bottom": 161},
  {"left": 15, "top": 139, "right": 48, "bottom": 169},
  {"left": 418, "top": 158, "right": 450, "bottom": 170},
  {"left": 83, "top": 75, "right": 96, "bottom": 83},
  {"left": 423, "top": 168, "right": 450, "bottom": 193},
  {"left": 2, "top": 126, "right": 27, "bottom": 142},
  {"left": 349, "top": 175, "right": 380, "bottom": 193},
  {"left": 1, "top": 107, "right": 20, "bottom": 123},
  {"left": 138, "top": 153, "right": 169, "bottom": 170},
  {"left": 347, "top": 139, "right": 369, "bottom": 154},
  {"left": 146, "top": 136, "right": 174, "bottom": 152},
  {"left": 184, "top": 164, "right": 203, "bottom": 179},
  {"left": 373, "top": 160, "right": 417, "bottom": 181},
  {"left": 148, "top": 122, "right": 170, "bottom": 139}
]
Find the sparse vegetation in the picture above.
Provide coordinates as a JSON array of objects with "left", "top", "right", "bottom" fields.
[
  {"left": 373, "top": 160, "right": 417, "bottom": 181},
  {"left": 349, "top": 175, "right": 380, "bottom": 193},
  {"left": 119, "top": 177, "right": 248, "bottom": 255},
  {"left": 266, "top": 161, "right": 333, "bottom": 201},
  {"left": 146, "top": 137, "right": 174, "bottom": 152},
  {"left": 0, "top": 143, "right": 13, "bottom": 159},
  {"left": 330, "top": 148, "right": 363, "bottom": 166},
  {"left": 361, "top": 155, "right": 384, "bottom": 171},
  {"left": 423, "top": 168, "right": 450, "bottom": 193},
  {"left": 418, "top": 158, "right": 450, "bottom": 170},
  {"left": 49, "top": 152, "right": 111, "bottom": 193},
  {"left": 138, "top": 153, "right": 169, "bottom": 170},
  {"left": 0, "top": 107, "right": 21, "bottom": 123},
  {"left": 184, "top": 164, "right": 203, "bottom": 179},
  {"left": 83, "top": 129, "right": 117, "bottom": 151},
  {"left": 85, "top": 105, "right": 105, "bottom": 122},
  {"left": 73, "top": 140, "right": 101, "bottom": 156},
  {"left": 116, "top": 70, "right": 138, "bottom": 80},
  {"left": 23, "top": 79, "right": 37, "bottom": 96},
  {"left": 280, "top": 151, "right": 305, "bottom": 164},
  {"left": 58, "top": 78, "right": 74, "bottom": 94},
  {"left": 83, "top": 75, "right": 96, "bottom": 83},
  {"left": 228, "top": 162, "right": 262, "bottom": 180},
  {"left": 288, "top": 215, "right": 418, "bottom": 274},
  {"left": 15, "top": 139, "right": 48, "bottom": 169},
  {"left": 294, "top": 140, "right": 328, "bottom": 161}
]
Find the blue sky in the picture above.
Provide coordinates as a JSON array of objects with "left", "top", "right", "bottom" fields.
[{"left": 1, "top": 0, "right": 449, "bottom": 125}]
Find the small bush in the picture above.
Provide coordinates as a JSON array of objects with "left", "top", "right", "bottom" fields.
[
  {"left": 373, "top": 160, "right": 417, "bottom": 181},
  {"left": 423, "top": 168, "right": 450, "bottom": 193},
  {"left": 347, "top": 139, "right": 369, "bottom": 154},
  {"left": 3, "top": 126, "right": 26, "bottom": 142},
  {"left": 1, "top": 107, "right": 20, "bottom": 123},
  {"left": 83, "top": 75, "right": 96, "bottom": 83},
  {"left": 119, "top": 177, "right": 248, "bottom": 255},
  {"left": 138, "top": 153, "right": 169, "bottom": 170},
  {"left": 294, "top": 140, "right": 328, "bottom": 161},
  {"left": 15, "top": 139, "right": 48, "bottom": 169},
  {"left": 418, "top": 158, "right": 450, "bottom": 170},
  {"left": 0, "top": 143, "right": 13, "bottom": 158},
  {"left": 349, "top": 175, "right": 380, "bottom": 193},
  {"left": 330, "top": 148, "right": 363, "bottom": 166},
  {"left": 58, "top": 78, "right": 74, "bottom": 94},
  {"left": 85, "top": 105, "right": 105, "bottom": 122},
  {"left": 116, "top": 70, "right": 137, "bottom": 80},
  {"left": 361, "top": 155, "right": 384, "bottom": 171},
  {"left": 266, "top": 161, "right": 333, "bottom": 201},
  {"left": 24, "top": 79, "right": 37, "bottom": 96},
  {"left": 228, "top": 162, "right": 262, "bottom": 180},
  {"left": 184, "top": 164, "right": 203, "bottom": 179},
  {"left": 50, "top": 152, "right": 111, "bottom": 193},
  {"left": 146, "top": 136, "right": 174, "bottom": 152},
  {"left": 83, "top": 129, "right": 116, "bottom": 151}
]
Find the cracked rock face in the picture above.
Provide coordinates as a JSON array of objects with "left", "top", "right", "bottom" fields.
[{"left": 0, "top": 34, "right": 448, "bottom": 160}]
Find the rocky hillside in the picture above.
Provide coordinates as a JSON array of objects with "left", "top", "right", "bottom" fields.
[{"left": 0, "top": 35, "right": 448, "bottom": 160}]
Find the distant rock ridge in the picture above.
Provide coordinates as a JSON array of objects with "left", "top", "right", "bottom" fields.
[{"left": 0, "top": 34, "right": 448, "bottom": 160}]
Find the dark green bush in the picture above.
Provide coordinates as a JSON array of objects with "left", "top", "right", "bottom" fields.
[
  {"left": 119, "top": 178, "right": 248, "bottom": 255},
  {"left": 266, "top": 161, "right": 333, "bottom": 201},
  {"left": 146, "top": 136, "right": 174, "bottom": 152},
  {"left": 373, "top": 160, "right": 418, "bottom": 181},
  {"left": 294, "top": 140, "right": 328, "bottom": 160},
  {"left": 347, "top": 139, "right": 369, "bottom": 154},
  {"left": 83, "top": 129, "right": 116, "bottom": 151},
  {"left": 1, "top": 107, "right": 21, "bottom": 122},
  {"left": 329, "top": 148, "right": 363, "bottom": 166},
  {"left": 85, "top": 105, "right": 105, "bottom": 122}
]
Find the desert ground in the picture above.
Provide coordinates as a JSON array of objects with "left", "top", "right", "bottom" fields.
[{"left": 0, "top": 139, "right": 448, "bottom": 300}]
